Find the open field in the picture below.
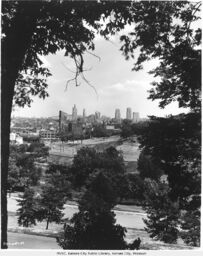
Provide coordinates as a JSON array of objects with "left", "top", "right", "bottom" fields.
[{"left": 48, "top": 136, "right": 140, "bottom": 173}]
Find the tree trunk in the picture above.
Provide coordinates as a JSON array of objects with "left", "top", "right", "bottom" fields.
[
  {"left": 46, "top": 218, "right": 50, "bottom": 230},
  {"left": 1, "top": 2, "right": 40, "bottom": 248}
]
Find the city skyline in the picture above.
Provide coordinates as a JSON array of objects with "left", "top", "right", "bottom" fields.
[
  {"left": 64, "top": 105, "right": 141, "bottom": 120},
  {"left": 13, "top": 32, "right": 189, "bottom": 119},
  {"left": 13, "top": 105, "right": 142, "bottom": 120}
]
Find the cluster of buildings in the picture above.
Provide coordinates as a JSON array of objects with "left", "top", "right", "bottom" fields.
[
  {"left": 10, "top": 118, "right": 59, "bottom": 144},
  {"left": 58, "top": 105, "right": 140, "bottom": 140},
  {"left": 10, "top": 105, "right": 141, "bottom": 143},
  {"left": 60, "top": 105, "right": 140, "bottom": 126},
  {"left": 59, "top": 105, "right": 112, "bottom": 140},
  {"left": 115, "top": 108, "right": 140, "bottom": 123}
]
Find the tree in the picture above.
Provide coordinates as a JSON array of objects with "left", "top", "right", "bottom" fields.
[
  {"left": 137, "top": 148, "right": 163, "bottom": 181},
  {"left": 120, "top": 1, "right": 201, "bottom": 112},
  {"left": 27, "top": 142, "right": 49, "bottom": 157},
  {"left": 119, "top": 4, "right": 201, "bottom": 244},
  {"left": 180, "top": 210, "right": 200, "bottom": 247},
  {"left": 92, "top": 125, "right": 109, "bottom": 138},
  {"left": 71, "top": 147, "right": 98, "bottom": 187},
  {"left": 38, "top": 183, "right": 65, "bottom": 230},
  {"left": 70, "top": 146, "right": 126, "bottom": 200},
  {"left": 121, "top": 119, "right": 133, "bottom": 138},
  {"left": 15, "top": 153, "right": 41, "bottom": 187},
  {"left": 8, "top": 145, "right": 42, "bottom": 191},
  {"left": 128, "top": 238, "right": 141, "bottom": 250},
  {"left": 2, "top": 1, "right": 132, "bottom": 247},
  {"left": 113, "top": 173, "right": 145, "bottom": 204},
  {"left": 120, "top": 5, "right": 201, "bottom": 244},
  {"left": 57, "top": 172, "right": 127, "bottom": 249},
  {"left": 8, "top": 158, "right": 21, "bottom": 193},
  {"left": 137, "top": 114, "right": 201, "bottom": 245},
  {"left": 17, "top": 166, "right": 70, "bottom": 230},
  {"left": 125, "top": 173, "right": 145, "bottom": 204},
  {"left": 137, "top": 114, "right": 201, "bottom": 204},
  {"left": 17, "top": 188, "right": 39, "bottom": 227},
  {"left": 143, "top": 179, "right": 180, "bottom": 244},
  {"left": 45, "top": 165, "right": 72, "bottom": 200},
  {"left": 131, "top": 121, "right": 150, "bottom": 136}
]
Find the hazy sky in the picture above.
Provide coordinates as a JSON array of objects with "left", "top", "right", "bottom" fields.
[{"left": 14, "top": 31, "right": 188, "bottom": 119}]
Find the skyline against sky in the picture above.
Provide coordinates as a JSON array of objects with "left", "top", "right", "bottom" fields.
[{"left": 13, "top": 32, "right": 189, "bottom": 119}]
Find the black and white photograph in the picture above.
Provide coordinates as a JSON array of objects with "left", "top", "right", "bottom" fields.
[{"left": 1, "top": 0, "right": 202, "bottom": 253}]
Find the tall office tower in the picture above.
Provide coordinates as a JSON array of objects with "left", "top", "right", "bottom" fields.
[
  {"left": 95, "top": 111, "right": 101, "bottom": 120},
  {"left": 59, "top": 110, "right": 68, "bottom": 132},
  {"left": 72, "top": 104, "right": 77, "bottom": 121},
  {"left": 83, "top": 108, "right": 86, "bottom": 119},
  {"left": 133, "top": 112, "right": 140, "bottom": 123},
  {"left": 126, "top": 107, "right": 132, "bottom": 120},
  {"left": 115, "top": 108, "right": 121, "bottom": 121}
]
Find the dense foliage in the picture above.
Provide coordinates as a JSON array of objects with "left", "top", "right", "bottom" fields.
[
  {"left": 139, "top": 114, "right": 201, "bottom": 245},
  {"left": 2, "top": 1, "right": 133, "bottom": 247},
  {"left": 8, "top": 145, "right": 42, "bottom": 191},
  {"left": 27, "top": 142, "right": 49, "bottom": 157},
  {"left": 17, "top": 188, "right": 39, "bottom": 227},
  {"left": 120, "top": 119, "right": 134, "bottom": 138},
  {"left": 137, "top": 148, "right": 163, "bottom": 181},
  {"left": 92, "top": 125, "right": 110, "bottom": 138},
  {"left": 143, "top": 179, "right": 180, "bottom": 243},
  {"left": 38, "top": 184, "right": 65, "bottom": 230},
  {"left": 45, "top": 164, "right": 72, "bottom": 199},
  {"left": 70, "top": 146, "right": 125, "bottom": 197},
  {"left": 120, "top": 1, "right": 201, "bottom": 112},
  {"left": 57, "top": 172, "right": 127, "bottom": 249},
  {"left": 17, "top": 166, "right": 70, "bottom": 230},
  {"left": 119, "top": 1, "right": 201, "bottom": 246}
]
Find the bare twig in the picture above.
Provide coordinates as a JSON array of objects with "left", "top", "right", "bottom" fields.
[
  {"left": 63, "top": 42, "right": 100, "bottom": 98},
  {"left": 86, "top": 50, "right": 101, "bottom": 61}
]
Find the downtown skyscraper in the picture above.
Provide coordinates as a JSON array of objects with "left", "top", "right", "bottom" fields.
[
  {"left": 72, "top": 104, "right": 77, "bottom": 121},
  {"left": 126, "top": 107, "right": 132, "bottom": 120},
  {"left": 115, "top": 108, "right": 121, "bottom": 122}
]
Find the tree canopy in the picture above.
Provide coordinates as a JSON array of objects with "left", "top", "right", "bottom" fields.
[
  {"left": 120, "top": 1, "right": 201, "bottom": 112},
  {"left": 8, "top": 145, "right": 42, "bottom": 191},
  {"left": 70, "top": 146, "right": 127, "bottom": 204},
  {"left": 2, "top": 0, "right": 133, "bottom": 107},
  {"left": 2, "top": 1, "right": 132, "bottom": 247},
  {"left": 17, "top": 188, "right": 40, "bottom": 227},
  {"left": 138, "top": 113, "right": 201, "bottom": 246},
  {"left": 57, "top": 172, "right": 127, "bottom": 249}
]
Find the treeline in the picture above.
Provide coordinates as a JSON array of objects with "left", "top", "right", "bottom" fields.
[
  {"left": 120, "top": 113, "right": 201, "bottom": 246},
  {"left": 60, "top": 124, "right": 121, "bottom": 142},
  {"left": 13, "top": 123, "right": 200, "bottom": 247},
  {"left": 8, "top": 143, "right": 49, "bottom": 192},
  {"left": 9, "top": 110, "right": 201, "bottom": 248},
  {"left": 14, "top": 146, "right": 142, "bottom": 249}
]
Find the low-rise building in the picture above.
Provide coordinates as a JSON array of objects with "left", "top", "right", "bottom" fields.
[
  {"left": 10, "top": 132, "right": 24, "bottom": 144},
  {"left": 39, "top": 129, "right": 58, "bottom": 140}
]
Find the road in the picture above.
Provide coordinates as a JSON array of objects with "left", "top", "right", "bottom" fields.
[
  {"left": 62, "top": 203, "right": 146, "bottom": 229},
  {"left": 8, "top": 232, "right": 60, "bottom": 249},
  {"left": 8, "top": 196, "right": 147, "bottom": 230},
  {"left": 7, "top": 196, "right": 147, "bottom": 249}
]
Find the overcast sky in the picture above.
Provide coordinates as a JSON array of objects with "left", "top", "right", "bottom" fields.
[{"left": 13, "top": 31, "right": 188, "bottom": 119}]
